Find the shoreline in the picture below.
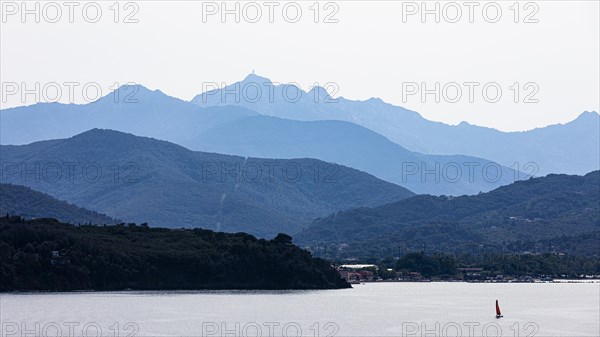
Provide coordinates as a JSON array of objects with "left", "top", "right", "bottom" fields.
[
  {"left": 354, "top": 279, "right": 600, "bottom": 284},
  {"left": 3, "top": 279, "right": 599, "bottom": 294}
]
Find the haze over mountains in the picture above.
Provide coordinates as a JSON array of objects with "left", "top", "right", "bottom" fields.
[
  {"left": 0, "top": 85, "right": 257, "bottom": 146},
  {"left": 0, "top": 74, "right": 597, "bottom": 247},
  {"left": 2, "top": 76, "right": 597, "bottom": 186},
  {"left": 0, "top": 80, "right": 567, "bottom": 195},
  {"left": 183, "top": 115, "right": 517, "bottom": 195},
  {"left": 0, "top": 129, "right": 413, "bottom": 237},
  {"left": 296, "top": 171, "right": 600, "bottom": 257},
  {"left": 192, "top": 74, "right": 600, "bottom": 176}
]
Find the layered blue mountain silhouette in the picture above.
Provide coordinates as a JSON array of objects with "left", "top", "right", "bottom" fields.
[
  {"left": 0, "top": 85, "right": 257, "bottom": 145},
  {"left": 1, "top": 75, "right": 597, "bottom": 240},
  {"left": 192, "top": 74, "right": 600, "bottom": 176},
  {"left": 2, "top": 83, "right": 538, "bottom": 196},
  {"left": 296, "top": 171, "right": 600, "bottom": 257},
  {"left": 182, "top": 115, "right": 518, "bottom": 195},
  {"left": 0, "top": 129, "right": 414, "bottom": 237}
]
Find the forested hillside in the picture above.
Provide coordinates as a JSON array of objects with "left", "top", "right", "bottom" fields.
[
  {"left": 0, "top": 217, "right": 350, "bottom": 291},
  {"left": 0, "top": 184, "right": 116, "bottom": 224},
  {"left": 297, "top": 171, "right": 600, "bottom": 257},
  {"left": 0, "top": 129, "right": 414, "bottom": 237}
]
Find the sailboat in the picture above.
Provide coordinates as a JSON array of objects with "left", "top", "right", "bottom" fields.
[{"left": 495, "top": 299, "right": 503, "bottom": 318}]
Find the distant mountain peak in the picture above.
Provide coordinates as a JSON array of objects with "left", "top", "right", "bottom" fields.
[
  {"left": 242, "top": 73, "right": 272, "bottom": 84},
  {"left": 70, "top": 128, "right": 136, "bottom": 142},
  {"left": 308, "top": 85, "right": 333, "bottom": 100},
  {"left": 553, "top": 111, "right": 600, "bottom": 129},
  {"left": 95, "top": 83, "right": 178, "bottom": 105},
  {"left": 576, "top": 111, "right": 599, "bottom": 120},
  {"left": 77, "top": 128, "right": 122, "bottom": 135},
  {"left": 111, "top": 83, "right": 155, "bottom": 95},
  {"left": 1, "top": 129, "right": 415, "bottom": 237}
]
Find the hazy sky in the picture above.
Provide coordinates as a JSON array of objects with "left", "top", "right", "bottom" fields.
[{"left": 1, "top": 0, "right": 598, "bottom": 131}]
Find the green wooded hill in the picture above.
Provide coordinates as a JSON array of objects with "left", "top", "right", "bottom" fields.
[
  {"left": 296, "top": 171, "right": 600, "bottom": 257},
  {"left": 0, "top": 217, "right": 350, "bottom": 291},
  {"left": 0, "top": 184, "right": 117, "bottom": 224},
  {"left": 0, "top": 129, "right": 414, "bottom": 238}
]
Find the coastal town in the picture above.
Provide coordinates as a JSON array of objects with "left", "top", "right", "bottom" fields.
[{"left": 336, "top": 263, "right": 600, "bottom": 283}]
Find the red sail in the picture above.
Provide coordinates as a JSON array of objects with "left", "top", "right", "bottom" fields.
[{"left": 496, "top": 300, "right": 502, "bottom": 316}]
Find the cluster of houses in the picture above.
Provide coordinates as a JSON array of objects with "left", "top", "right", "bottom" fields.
[
  {"left": 336, "top": 264, "right": 426, "bottom": 282},
  {"left": 336, "top": 265, "right": 566, "bottom": 283},
  {"left": 336, "top": 264, "right": 377, "bottom": 283}
]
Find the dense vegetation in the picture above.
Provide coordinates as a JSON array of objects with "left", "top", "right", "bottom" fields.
[
  {"left": 505, "top": 230, "right": 600, "bottom": 256},
  {"left": 0, "top": 129, "right": 413, "bottom": 238},
  {"left": 0, "top": 216, "right": 350, "bottom": 291},
  {"left": 0, "top": 183, "right": 116, "bottom": 225},
  {"left": 298, "top": 171, "right": 600, "bottom": 257},
  {"left": 373, "top": 252, "right": 600, "bottom": 279}
]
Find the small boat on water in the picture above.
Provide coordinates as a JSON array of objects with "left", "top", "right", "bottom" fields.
[{"left": 495, "top": 299, "right": 503, "bottom": 318}]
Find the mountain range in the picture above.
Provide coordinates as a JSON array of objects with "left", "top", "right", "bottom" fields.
[
  {"left": 2, "top": 83, "right": 535, "bottom": 196},
  {"left": 0, "top": 85, "right": 256, "bottom": 146},
  {"left": 296, "top": 171, "right": 600, "bottom": 257},
  {"left": 1, "top": 74, "right": 597, "bottom": 240},
  {"left": 192, "top": 74, "right": 600, "bottom": 176},
  {"left": 0, "top": 129, "right": 413, "bottom": 237},
  {"left": 182, "top": 114, "right": 518, "bottom": 195}
]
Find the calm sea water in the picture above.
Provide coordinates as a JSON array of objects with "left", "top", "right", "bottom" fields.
[{"left": 1, "top": 282, "right": 598, "bottom": 337}]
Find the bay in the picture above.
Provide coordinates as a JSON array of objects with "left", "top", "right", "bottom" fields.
[{"left": 2, "top": 282, "right": 598, "bottom": 336}]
